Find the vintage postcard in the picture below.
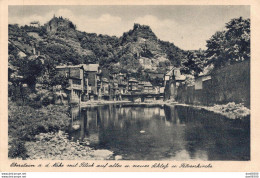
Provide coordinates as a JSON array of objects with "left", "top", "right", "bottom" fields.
[{"left": 0, "top": 0, "right": 259, "bottom": 172}]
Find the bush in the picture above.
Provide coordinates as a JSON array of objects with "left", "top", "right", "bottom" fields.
[
  {"left": 41, "top": 95, "right": 54, "bottom": 106},
  {"left": 8, "top": 139, "right": 28, "bottom": 159},
  {"left": 8, "top": 100, "right": 71, "bottom": 158}
]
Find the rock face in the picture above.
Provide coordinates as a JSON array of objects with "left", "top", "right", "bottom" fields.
[
  {"left": 26, "top": 131, "right": 113, "bottom": 160},
  {"left": 45, "top": 16, "right": 76, "bottom": 34}
]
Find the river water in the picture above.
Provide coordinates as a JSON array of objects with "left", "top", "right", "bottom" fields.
[{"left": 69, "top": 104, "right": 250, "bottom": 160}]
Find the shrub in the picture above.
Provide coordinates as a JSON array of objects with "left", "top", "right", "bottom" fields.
[
  {"left": 8, "top": 101, "right": 71, "bottom": 158},
  {"left": 8, "top": 139, "right": 28, "bottom": 159}
]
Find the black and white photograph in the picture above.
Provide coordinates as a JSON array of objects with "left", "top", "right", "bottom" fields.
[{"left": 6, "top": 5, "right": 250, "bottom": 162}]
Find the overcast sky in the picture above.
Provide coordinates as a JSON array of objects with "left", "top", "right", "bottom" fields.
[{"left": 9, "top": 6, "right": 250, "bottom": 50}]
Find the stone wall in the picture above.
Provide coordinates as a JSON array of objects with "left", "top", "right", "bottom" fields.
[{"left": 176, "top": 60, "right": 250, "bottom": 107}]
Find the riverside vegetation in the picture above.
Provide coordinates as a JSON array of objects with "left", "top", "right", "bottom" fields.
[
  {"left": 8, "top": 100, "right": 70, "bottom": 159},
  {"left": 9, "top": 100, "right": 113, "bottom": 160}
]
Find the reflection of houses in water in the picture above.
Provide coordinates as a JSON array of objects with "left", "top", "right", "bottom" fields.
[
  {"left": 154, "top": 107, "right": 160, "bottom": 115},
  {"left": 159, "top": 108, "right": 165, "bottom": 117},
  {"left": 117, "top": 106, "right": 165, "bottom": 121},
  {"left": 164, "top": 105, "right": 181, "bottom": 125},
  {"left": 70, "top": 105, "right": 206, "bottom": 160},
  {"left": 71, "top": 107, "right": 80, "bottom": 121},
  {"left": 73, "top": 105, "right": 184, "bottom": 152}
]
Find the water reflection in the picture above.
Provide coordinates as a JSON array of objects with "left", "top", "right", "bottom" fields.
[{"left": 69, "top": 105, "right": 250, "bottom": 160}]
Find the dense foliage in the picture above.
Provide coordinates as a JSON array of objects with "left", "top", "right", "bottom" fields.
[
  {"left": 181, "top": 50, "right": 206, "bottom": 77},
  {"left": 206, "top": 17, "right": 250, "bottom": 69},
  {"left": 181, "top": 17, "right": 250, "bottom": 76}
]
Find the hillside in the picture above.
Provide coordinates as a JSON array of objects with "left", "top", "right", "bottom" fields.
[{"left": 8, "top": 16, "right": 187, "bottom": 82}]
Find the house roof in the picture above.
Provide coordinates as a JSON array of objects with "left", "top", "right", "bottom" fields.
[
  {"left": 82, "top": 64, "right": 99, "bottom": 72},
  {"left": 196, "top": 75, "right": 212, "bottom": 82},
  {"left": 149, "top": 73, "right": 164, "bottom": 79},
  {"left": 118, "top": 73, "right": 126, "bottom": 76},
  {"left": 144, "top": 82, "right": 153, "bottom": 87},
  {"left": 198, "top": 64, "right": 214, "bottom": 77},
  {"left": 101, "top": 78, "right": 109, "bottom": 83},
  {"left": 165, "top": 67, "right": 186, "bottom": 81},
  {"left": 129, "top": 78, "right": 138, "bottom": 83},
  {"left": 176, "top": 75, "right": 186, "bottom": 81},
  {"left": 166, "top": 67, "right": 174, "bottom": 76},
  {"left": 56, "top": 65, "right": 82, "bottom": 69},
  {"left": 30, "top": 21, "right": 40, "bottom": 24},
  {"left": 138, "top": 81, "right": 145, "bottom": 85},
  {"left": 56, "top": 64, "right": 99, "bottom": 72}
]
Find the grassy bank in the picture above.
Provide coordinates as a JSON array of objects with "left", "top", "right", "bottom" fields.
[{"left": 8, "top": 100, "right": 71, "bottom": 159}]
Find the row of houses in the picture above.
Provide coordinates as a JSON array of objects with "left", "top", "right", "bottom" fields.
[{"left": 56, "top": 63, "right": 186, "bottom": 103}]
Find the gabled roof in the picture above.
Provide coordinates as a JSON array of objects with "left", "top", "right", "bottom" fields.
[
  {"left": 129, "top": 78, "right": 138, "bottom": 83},
  {"left": 198, "top": 64, "right": 214, "bottom": 77},
  {"left": 82, "top": 64, "right": 99, "bottom": 72},
  {"left": 165, "top": 67, "right": 186, "bottom": 81},
  {"left": 30, "top": 21, "right": 40, "bottom": 24}
]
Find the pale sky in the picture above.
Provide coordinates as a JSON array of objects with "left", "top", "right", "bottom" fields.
[{"left": 9, "top": 6, "right": 250, "bottom": 50}]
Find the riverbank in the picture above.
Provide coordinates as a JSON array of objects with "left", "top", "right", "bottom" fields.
[
  {"left": 8, "top": 101, "right": 113, "bottom": 160},
  {"left": 80, "top": 99, "right": 175, "bottom": 107},
  {"left": 174, "top": 102, "right": 250, "bottom": 120},
  {"left": 25, "top": 131, "right": 113, "bottom": 160},
  {"left": 8, "top": 101, "right": 71, "bottom": 159},
  {"left": 80, "top": 100, "right": 131, "bottom": 107}
]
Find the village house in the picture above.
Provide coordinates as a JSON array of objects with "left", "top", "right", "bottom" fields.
[
  {"left": 56, "top": 65, "right": 85, "bottom": 103},
  {"left": 82, "top": 64, "right": 100, "bottom": 100},
  {"left": 194, "top": 74, "right": 212, "bottom": 90},
  {"left": 112, "top": 81, "right": 120, "bottom": 100},
  {"left": 128, "top": 78, "right": 139, "bottom": 93},
  {"left": 164, "top": 67, "right": 186, "bottom": 100},
  {"left": 117, "top": 73, "right": 128, "bottom": 95},
  {"left": 194, "top": 66, "right": 213, "bottom": 90},
  {"left": 143, "top": 81, "right": 154, "bottom": 93},
  {"left": 29, "top": 21, "right": 40, "bottom": 28},
  {"left": 137, "top": 81, "right": 145, "bottom": 92},
  {"left": 107, "top": 72, "right": 120, "bottom": 100},
  {"left": 99, "top": 78, "right": 110, "bottom": 100},
  {"left": 164, "top": 68, "right": 186, "bottom": 87},
  {"left": 56, "top": 63, "right": 101, "bottom": 103}
]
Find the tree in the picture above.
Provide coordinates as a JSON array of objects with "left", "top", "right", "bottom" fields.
[
  {"left": 205, "top": 17, "right": 250, "bottom": 69},
  {"left": 182, "top": 51, "right": 206, "bottom": 77},
  {"left": 225, "top": 17, "right": 250, "bottom": 62},
  {"left": 19, "top": 57, "right": 45, "bottom": 91}
]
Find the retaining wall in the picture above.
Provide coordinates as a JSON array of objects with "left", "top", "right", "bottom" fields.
[{"left": 176, "top": 60, "right": 250, "bottom": 107}]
